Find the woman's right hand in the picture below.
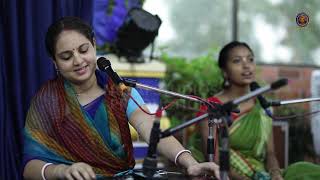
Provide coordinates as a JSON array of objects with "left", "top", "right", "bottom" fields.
[{"left": 55, "top": 162, "right": 96, "bottom": 180}]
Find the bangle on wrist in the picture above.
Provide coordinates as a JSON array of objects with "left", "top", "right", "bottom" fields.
[
  {"left": 174, "top": 149, "right": 191, "bottom": 166},
  {"left": 41, "top": 163, "right": 53, "bottom": 180}
]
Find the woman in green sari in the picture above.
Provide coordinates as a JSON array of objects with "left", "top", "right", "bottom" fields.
[{"left": 198, "top": 41, "right": 320, "bottom": 180}]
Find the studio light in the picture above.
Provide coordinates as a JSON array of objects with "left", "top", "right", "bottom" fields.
[{"left": 114, "top": 8, "right": 162, "bottom": 62}]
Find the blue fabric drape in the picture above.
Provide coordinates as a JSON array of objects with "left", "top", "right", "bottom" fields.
[
  {"left": 93, "top": 0, "right": 143, "bottom": 53},
  {"left": 0, "top": 0, "right": 93, "bottom": 179}
]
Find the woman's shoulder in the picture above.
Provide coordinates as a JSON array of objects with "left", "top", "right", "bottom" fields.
[
  {"left": 207, "top": 92, "right": 228, "bottom": 104},
  {"left": 206, "top": 96, "right": 223, "bottom": 104},
  {"left": 31, "top": 78, "right": 62, "bottom": 103}
]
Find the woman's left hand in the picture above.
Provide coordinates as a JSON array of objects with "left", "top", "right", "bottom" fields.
[
  {"left": 270, "top": 168, "right": 283, "bottom": 180},
  {"left": 187, "top": 162, "right": 221, "bottom": 179}
]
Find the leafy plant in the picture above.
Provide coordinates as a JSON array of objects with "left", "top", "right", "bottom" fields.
[
  {"left": 160, "top": 52, "right": 223, "bottom": 161},
  {"left": 160, "top": 53, "right": 223, "bottom": 122}
]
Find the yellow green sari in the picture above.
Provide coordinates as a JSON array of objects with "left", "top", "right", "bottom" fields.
[
  {"left": 229, "top": 103, "right": 272, "bottom": 178},
  {"left": 199, "top": 96, "right": 320, "bottom": 180},
  {"left": 228, "top": 101, "right": 320, "bottom": 180}
]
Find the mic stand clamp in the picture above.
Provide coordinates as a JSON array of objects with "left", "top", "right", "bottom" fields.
[
  {"left": 207, "top": 104, "right": 222, "bottom": 163},
  {"left": 206, "top": 103, "right": 233, "bottom": 180}
]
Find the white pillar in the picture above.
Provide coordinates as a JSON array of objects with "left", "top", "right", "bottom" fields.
[{"left": 311, "top": 70, "right": 320, "bottom": 155}]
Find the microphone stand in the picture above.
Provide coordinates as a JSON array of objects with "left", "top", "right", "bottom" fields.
[
  {"left": 125, "top": 78, "right": 209, "bottom": 179},
  {"left": 206, "top": 104, "right": 233, "bottom": 163},
  {"left": 157, "top": 77, "right": 287, "bottom": 138},
  {"left": 160, "top": 79, "right": 287, "bottom": 180},
  {"left": 98, "top": 58, "right": 230, "bottom": 179},
  {"left": 124, "top": 78, "right": 224, "bottom": 179},
  {"left": 124, "top": 79, "right": 203, "bottom": 103},
  {"left": 124, "top": 78, "right": 232, "bottom": 164},
  {"left": 142, "top": 115, "right": 161, "bottom": 179},
  {"left": 207, "top": 106, "right": 216, "bottom": 163},
  {"left": 97, "top": 58, "right": 287, "bottom": 180},
  {"left": 219, "top": 117, "right": 230, "bottom": 180},
  {"left": 125, "top": 78, "right": 287, "bottom": 180},
  {"left": 270, "top": 97, "right": 320, "bottom": 106}
]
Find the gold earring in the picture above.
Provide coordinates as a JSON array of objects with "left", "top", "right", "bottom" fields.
[{"left": 223, "top": 78, "right": 231, "bottom": 88}]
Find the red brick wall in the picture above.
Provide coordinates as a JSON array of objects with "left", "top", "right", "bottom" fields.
[
  {"left": 257, "top": 64, "right": 317, "bottom": 110},
  {"left": 258, "top": 64, "right": 319, "bottom": 166}
]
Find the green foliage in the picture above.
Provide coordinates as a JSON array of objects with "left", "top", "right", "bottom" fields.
[
  {"left": 160, "top": 53, "right": 223, "bottom": 161},
  {"left": 160, "top": 53, "right": 223, "bottom": 122}
]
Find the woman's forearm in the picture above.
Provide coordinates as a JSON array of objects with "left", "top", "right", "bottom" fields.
[
  {"left": 23, "top": 160, "right": 46, "bottom": 179},
  {"left": 266, "top": 135, "right": 283, "bottom": 180},
  {"left": 157, "top": 136, "right": 198, "bottom": 168},
  {"left": 23, "top": 159, "right": 67, "bottom": 180},
  {"left": 130, "top": 106, "right": 199, "bottom": 169},
  {"left": 266, "top": 151, "right": 282, "bottom": 176},
  {"left": 266, "top": 152, "right": 280, "bottom": 168},
  {"left": 134, "top": 117, "right": 198, "bottom": 168},
  {"left": 266, "top": 131, "right": 281, "bottom": 172}
]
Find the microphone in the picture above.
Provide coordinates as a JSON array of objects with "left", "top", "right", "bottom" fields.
[
  {"left": 97, "top": 57, "right": 129, "bottom": 93},
  {"left": 223, "top": 78, "right": 288, "bottom": 114},
  {"left": 250, "top": 82, "right": 273, "bottom": 117},
  {"left": 249, "top": 80, "right": 320, "bottom": 107},
  {"left": 142, "top": 109, "right": 162, "bottom": 178},
  {"left": 250, "top": 82, "right": 270, "bottom": 109}
]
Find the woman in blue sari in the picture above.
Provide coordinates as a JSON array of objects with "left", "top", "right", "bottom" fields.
[{"left": 23, "top": 16, "right": 220, "bottom": 180}]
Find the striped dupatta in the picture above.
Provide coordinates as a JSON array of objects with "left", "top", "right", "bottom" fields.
[{"left": 23, "top": 71, "right": 135, "bottom": 176}]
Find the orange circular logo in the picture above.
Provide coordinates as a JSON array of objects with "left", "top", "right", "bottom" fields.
[{"left": 296, "top": 12, "right": 309, "bottom": 27}]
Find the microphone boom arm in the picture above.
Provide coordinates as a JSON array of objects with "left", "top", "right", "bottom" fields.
[
  {"left": 271, "top": 97, "right": 320, "bottom": 106},
  {"left": 124, "top": 79, "right": 203, "bottom": 103},
  {"left": 161, "top": 78, "right": 288, "bottom": 138}
]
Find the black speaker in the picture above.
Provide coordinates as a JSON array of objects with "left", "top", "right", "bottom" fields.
[{"left": 115, "top": 8, "right": 162, "bottom": 61}]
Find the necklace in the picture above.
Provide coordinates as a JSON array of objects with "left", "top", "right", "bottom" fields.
[
  {"left": 74, "top": 79, "right": 97, "bottom": 96},
  {"left": 76, "top": 88, "right": 105, "bottom": 98}
]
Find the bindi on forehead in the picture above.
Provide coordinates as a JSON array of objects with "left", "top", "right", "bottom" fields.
[{"left": 56, "top": 43, "right": 90, "bottom": 57}]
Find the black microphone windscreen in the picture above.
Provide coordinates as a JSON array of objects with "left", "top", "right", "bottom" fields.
[
  {"left": 250, "top": 82, "right": 260, "bottom": 91},
  {"left": 97, "top": 57, "right": 111, "bottom": 70},
  {"left": 271, "top": 78, "right": 288, "bottom": 90},
  {"left": 97, "top": 57, "right": 124, "bottom": 85},
  {"left": 250, "top": 81, "right": 270, "bottom": 109}
]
